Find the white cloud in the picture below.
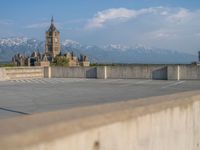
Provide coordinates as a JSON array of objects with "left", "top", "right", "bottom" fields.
[
  {"left": 86, "top": 8, "right": 137, "bottom": 29},
  {"left": 82, "top": 7, "right": 200, "bottom": 52},
  {"left": 85, "top": 7, "right": 196, "bottom": 30},
  {"left": 167, "top": 8, "right": 190, "bottom": 23},
  {"left": 85, "top": 7, "right": 169, "bottom": 29}
]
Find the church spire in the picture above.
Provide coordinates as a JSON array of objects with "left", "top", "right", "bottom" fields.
[
  {"left": 48, "top": 16, "right": 58, "bottom": 32},
  {"left": 51, "top": 16, "right": 54, "bottom": 24}
]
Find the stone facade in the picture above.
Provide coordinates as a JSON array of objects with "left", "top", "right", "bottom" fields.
[
  {"left": 12, "top": 51, "right": 49, "bottom": 67},
  {"left": 45, "top": 17, "right": 61, "bottom": 58},
  {"left": 79, "top": 54, "right": 90, "bottom": 67},
  {"left": 12, "top": 17, "right": 90, "bottom": 67},
  {"left": 64, "top": 52, "right": 90, "bottom": 67}
]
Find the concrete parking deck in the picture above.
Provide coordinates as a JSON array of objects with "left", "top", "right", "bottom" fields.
[{"left": 0, "top": 78, "right": 200, "bottom": 119}]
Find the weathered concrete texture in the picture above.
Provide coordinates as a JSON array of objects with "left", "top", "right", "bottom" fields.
[
  {"left": 0, "top": 64, "right": 200, "bottom": 80},
  {"left": 49, "top": 65, "right": 169, "bottom": 80},
  {"left": 0, "top": 91, "right": 200, "bottom": 150},
  {"left": 44, "top": 67, "right": 51, "bottom": 78},
  {"left": 4, "top": 67, "right": 44, "bottom": 80},
  {"left": 179, "top": 65, "right": 200, "bottom": 80},
  {"left": 51, "top": 66, "right": 97, "bottom": 78},
  {"left": 96, "top": 66, "right": 107, "bottom": 79},
  {"left": 168, "top": 65, "right": 200, "bottom": 80},
  {"left": 167, "top": 65, "right": 179, "bottom": 80},
  {"left": 100, "top": 65, "right": 200, "bottom": 80},
  {"left": 105, "top": 65, "right": 168, "bottom": 80},
  {"left": 0, "top": 68, "right": 7, "bottom": 80}
]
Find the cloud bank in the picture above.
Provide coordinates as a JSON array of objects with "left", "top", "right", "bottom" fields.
[
  {"left": 82, "top": 7, "right": 200, "bottom": 53},
  {"left": 3, "top": 7, "right": 200, "bottom": 53},
  {"left": 86, "top": 7, "right": 192, "bottom": 29}
]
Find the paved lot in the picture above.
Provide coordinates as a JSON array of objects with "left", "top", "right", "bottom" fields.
[{"left": 0, "top": 78, "right": 200, "bottom": 119}]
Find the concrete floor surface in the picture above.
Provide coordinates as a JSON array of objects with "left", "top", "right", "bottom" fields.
[{"left": 0, "top": 78, "right": 199, "bottom": 119}]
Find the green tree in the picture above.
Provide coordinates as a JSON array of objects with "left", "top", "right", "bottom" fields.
[{"left": 51, "top": 56, "right": 69, "bottom": 67}]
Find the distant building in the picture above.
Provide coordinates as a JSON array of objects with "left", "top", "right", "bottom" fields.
[
  {"left": 199, "top": 51, "right": 200, "bottom": 62},
  {"left": 45, "top": 17, "right": 61, "bottom": 58},
  {"left": 191, "top": 51, "right": 200, "bottom": 65},
  {"left": 79, "top": 54, "right": 90, "bottom": 67},
  {"left": 12, "top": 17, "right": 90, "bottom": 67}
]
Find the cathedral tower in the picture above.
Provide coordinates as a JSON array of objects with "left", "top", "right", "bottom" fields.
[{"left": 45, "top": 17, "right": 61, "bottom": 58}]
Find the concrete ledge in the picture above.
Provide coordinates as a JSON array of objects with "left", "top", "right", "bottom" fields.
[
  {"left": 0, "top": 67, "right": 7, "bottom": 80},
  {"left": 0, "top": 91, "right": 200, "bottom": 150},
  {"left": 2, "top": 67, "right": 44, "bottom": 80}
]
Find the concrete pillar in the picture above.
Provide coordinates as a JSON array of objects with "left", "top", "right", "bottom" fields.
[
  {"left": 96, "top": 66, "right": 107, "bottom": 79},
  {"left": 48, "top": 67, "right": 51, "bottom": 78},
  {"left": 167, "top": 65, "right": 180, "bottom": 80},
  {"left": 0, "top": 68, "right": 6, "bottom": 81},
  {"left": 104, "top": 66, "right": 107, "bottom": 79},
  {"left": 177, "top": 65, "right": 180, "bottom": 81},
  {"left": 44, "top": 67, "right": 51, "bottom": 78}
]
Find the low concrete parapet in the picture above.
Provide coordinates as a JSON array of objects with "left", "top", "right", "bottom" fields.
[
  {"left": 51, "top": 66, "right": 97, "bottom": 78},
  {"left": 101, "top": 65, "right": 200, "bottom": 80},
  {"left": 179, "top": 65, "right": 200, "bottom": 80},
  {"left": 168, "top": 64, "right": 200, "bottom": 80},
  {"left": 44, "top": 66, "right": 51, "bottom": 78},
  {"left": 0, "top": 91, "right": 200, "bottom": 150},
  {"left": 3, "top": 67, "right": 44, "bottom": 80},
  {"left": 0, "top": 64, "right": 200, "bottom": 80},
  {"left": 104, "top": 65, "right": 168, "bottom": 80},
  {"left": 0, "top": 67, "right": 7, "bottom": 80}
]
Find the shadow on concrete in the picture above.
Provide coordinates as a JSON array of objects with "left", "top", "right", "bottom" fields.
[
  {"left": 0, "top": 107, "right": 30, "bottom": 115},
  {"left": 152, "top": 67, "right": 168, "bottom": 80},
  {"left": 86, "top": 68, "right": 97, "bottom": 78}
]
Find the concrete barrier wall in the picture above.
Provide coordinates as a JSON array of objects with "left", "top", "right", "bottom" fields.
[
  {"left": 179, "top": 65, "right": 200, "bottom": 80},
  {"left": 0, "top": 91, "right": 199, "bottom": 150},
  {"left": 3, "top": 67, "right": 44, "bottom": 80},
  {"left": 44, "top": 67, "right": 51, "bottom": 78},
  {"left": 0, "top": 68, "right": 7, "bottom": 80},
  {"left": 167, "top": 65, "right": 200, "bottom": 80},
  {"left": 0, "top": 64, "right": 200, "bottom": 80},
  {"left": 96, "top": 66, "right": 107, "bottom": 79},
  {"left": 51, "top": 67, "right": 97, "bottom": 78},
  {"left": 102, "top": 65, "right": 168, "bottom": 80},
  {"left": 167, "top": 65, "right": 179, "bottom": 80},
  {"left": 97, "top": 65, "right": 200, "bottom": 80}
]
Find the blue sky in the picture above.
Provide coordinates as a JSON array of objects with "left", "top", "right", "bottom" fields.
[{"left": 0, "top": 0, "right": 200, "bottom": 53}]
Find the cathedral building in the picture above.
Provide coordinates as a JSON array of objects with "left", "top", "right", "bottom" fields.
[
  {"left": 12, "top": 17, "right": 90, "bottom": 67},
  {"left": 45, "top": 17, "right": 61, "bottom": 58}
]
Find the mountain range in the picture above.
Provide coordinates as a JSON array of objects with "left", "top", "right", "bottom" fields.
[{"left": 0, "top": 37, "right": 197, "bottom": 64}]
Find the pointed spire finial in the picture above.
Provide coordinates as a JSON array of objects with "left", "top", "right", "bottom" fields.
[{"left": 51, "top": 16, "right": 54, "bottom": 24}]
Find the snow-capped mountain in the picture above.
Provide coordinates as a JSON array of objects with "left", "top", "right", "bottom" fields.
[
  {"left": 103, "top": 44, "right": 129, "bottom": 51},
  {"left": 62, "top": 39, "right": 80, "bottom": 47},
  {"left": 0, "top": 37, "right": 197, "bottom": 64},
  {"left": 0, "top": 37, "right": 28, "bottom": 46}
]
